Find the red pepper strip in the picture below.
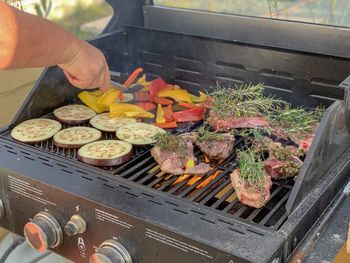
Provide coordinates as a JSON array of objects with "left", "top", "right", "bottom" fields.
[
  {"left": 123, "top": 67, "right": 144, "bottom": 87},
  {"left": 135, "top": 92, "right": 150, "bottom": 102},
  {"left": 136, "top": 102, "right": 157, "bottom": 111},
  {"left": 119, "top": 92, "right": 125, "bottom": 101},
  {"left": 149, "top": 78, "right": 167, "bottom": 98},
  {"left": 154, "top": 121, "right": 178, "bottom": 129},
  {"left": 151, "top": 96, "right": 173, "bottom": 105},
  {"left": 178, "top": 101, "right": 202, "bottom": 109},
  {"left": 163, "top": 105, "right": 174, "bottom": 122},
  {"left": 173, "top": 108, "right": 204, "bottom": 122}
]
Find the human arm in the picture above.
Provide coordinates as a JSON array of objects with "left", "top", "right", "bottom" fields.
[{"left": 0, "top": 2, "right": 110, "bottom": 91}]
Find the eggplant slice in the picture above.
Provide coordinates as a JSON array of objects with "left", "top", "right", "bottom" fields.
[
  {"left": 53, "top": 104, "right": 96, "bottom": 124},
  {"left": 90, "top": 113, "right": 137, "bottom": 132},
  {"left": 53, "top": 127, "right": 102, "bottom": 149},
  {"left": 11, "top": 119, "right": 62, "bottom": 143},
  {"left": 116, "top": 123, "right": 166, "bottom": 145},
  {"left": 77, "top": 140, "right": 133, "bottom": 166}
]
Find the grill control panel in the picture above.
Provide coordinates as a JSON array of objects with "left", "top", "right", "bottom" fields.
[{"left": 0, "top": 170, "right": 249, "bottom": 263}]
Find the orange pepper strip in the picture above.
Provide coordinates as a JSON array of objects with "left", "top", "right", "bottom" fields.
[{"left": 123, "top": 67, "right": 144, "bottom": 87}]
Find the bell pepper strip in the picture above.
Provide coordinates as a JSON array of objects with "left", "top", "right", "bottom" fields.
[
  {"left": 78, "top": 91, "right": 108, "bottom": 113},
  {"left": 151, "top": 96, "right": 174, "bottom": 105},
  {"left": 135, "top": 92, "right": 150, "bottom": 102},
  {"left": 110, "top": 103, "right": 155, "bottom": 118},
  {"left": 136, "top": 102, "right": 157, "bottom": 111},
  {"left": 154, "top": 121, "right": 178, "bottom": 129},
  {"left": 163, "top": 105, "right": 174, "bottom": 122},
  {"left": 178, "top": 101, "right": 203, "bottom": 109},
  {"left": 89, "top": 89, "right": 104, "bottom": 97},
  {"left": 137, "top": 74, "right": 152, "bottom": 88},
  {"left": 173, "top": 107, "right": 205, "bottom": 122},
  {"left": 97, "top": 88, "right": 123, "bottom": 108},
  {"left": 158, "top": 88, "right": 193, "bottom": 103},
  {"left": 123, "top": 67, "right": 144, "bottom": 87},
  {"left": 156, "top": 104, "right": 166, "bottom": 124},
  {"left": 149, "top": 78, "right": 167, "bottom": 98},
  {"left": 190, "top": 91, "right": 208, "bottom": 103}
]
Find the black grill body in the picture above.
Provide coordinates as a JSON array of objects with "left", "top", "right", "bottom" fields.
[{"left": 1, "top": 2, "right": 350, "bottom": 263}]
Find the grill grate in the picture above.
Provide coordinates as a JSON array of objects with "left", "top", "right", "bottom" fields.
[{"left": 1, "top": 114, "right": 293, "bottom": 230}]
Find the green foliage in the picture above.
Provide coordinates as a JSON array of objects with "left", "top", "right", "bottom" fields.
[
  {"left": 34, "top": 0, "right": 52, "bottom": 18},
  {"left": 153, "top": 132, "right": 187, "bottom": 155},
  {"left": 237, "top": 148, "right": 265, "bottom": 185},
  {"left": 196, "top": 126, "right": 223, "bottom": 143},
  {"left": 210, "top": 83, "right": 284, "bottom": 118},
  {"left": 269, "top": 105, "right": 324, "bottom": 137}
]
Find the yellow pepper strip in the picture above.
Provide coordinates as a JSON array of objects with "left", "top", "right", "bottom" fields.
[
  {"left": 156, "top": 104, "right": 166, "bottom": 124},
  {"left": 190, "top": 91, "right": 207, "bottom": 103},
  {"left": 78, "top": 91, "right": 108, "bottom": 113},
  {"left": 137, "top": 74, "right": 152, "bottom": 91},
  {"left": 89, "top": 90, "right": 104, "bottom": 97},
  {"left": 97, "top": 88, "right": 122, "bottom": 108},
  {"left": 158, "top": 88, "right": 193, "bottom": 103},
  {"left": 110, "top": 103, "right": 155, "bottom": 118}
]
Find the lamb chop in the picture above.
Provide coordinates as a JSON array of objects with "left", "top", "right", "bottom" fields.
[
  {"left": 268, "top": 106, "right": 323, "bottom": 153},
  {"left": 230, "top": 149, "right": 272, "bottom": 208},
  {"left": 263, "top": 143, "right": 304, "bottom": 180},
  {"left": 195, "top": 127, "right": 235, "bottom": 160},
  {"left": 207, "top": 84, "right": 281, "bottom": 131},
  {"left": 151, "top": 133, "right": 210, "bottom": 175}
]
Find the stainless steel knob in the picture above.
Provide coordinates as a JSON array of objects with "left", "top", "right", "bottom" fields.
[
  {"left": 23, "top": 211, "right": 63, "bottom": 253},
  {"left": 0, "top": 198, "right": 4, "bottom": 218},
  {"left": 89, "top": 240, "right": 133, "bottom": 263},
  {"left": 64, "top": 214, "right": 87, "bottom": 236}
]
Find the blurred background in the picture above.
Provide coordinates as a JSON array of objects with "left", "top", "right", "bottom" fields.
[{"left": 1, "top": 0, "right": 350, "bottom": 261}]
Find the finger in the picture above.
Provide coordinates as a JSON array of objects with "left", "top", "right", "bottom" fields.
[{"left": 100, "top": 63, "right": 111, "bottom": 92}]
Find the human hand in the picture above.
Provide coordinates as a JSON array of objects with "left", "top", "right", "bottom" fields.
[{"left": 58, "top": 39, "right": 110, "bottom": 91}]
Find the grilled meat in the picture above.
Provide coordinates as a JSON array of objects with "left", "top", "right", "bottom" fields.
[
  {"left": 207, "top": 111, "right": 268, "bottom": 131},
  {"left": 230, "top": 169, "right": 272, "bottom": 208},
  {"left": 196, "top": 133, "right": 235, "bottom": 160},
  {"left": 289, "top": 125, "right": 318, "bottom": 152},
  {"left": 263, "top": 143, "right": 304, "bottom": 180},
  {"left": 151, "top": 140, "right": 210, "bottom": 175}
]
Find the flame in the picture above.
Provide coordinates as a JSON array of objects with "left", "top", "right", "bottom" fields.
[
  {"left": 195, "top": 170, "right": 222, "bottom": 189},
  {"left": 172, "top": 174, "right": 191, "bottom": 186}
]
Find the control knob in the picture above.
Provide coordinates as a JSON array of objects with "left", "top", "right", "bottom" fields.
[
  {"left": 23, "top": 211, "right": 63, "bottom": 252},
  {"left": 90, "top": 240, "right": 133, "bottom": 263}
]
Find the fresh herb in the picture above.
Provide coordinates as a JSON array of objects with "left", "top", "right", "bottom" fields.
[
  {"left": 269, "top": 106, "right": 324, "bottom": 138},
  {"left": 153, "top": 132, "right": 187, "bottom": 155},
  {"left": 270, "top": 144, "right": 304, "bottom": 161},
  {"left": 210, "top": 83, "right": 284, "bottom": 118},
  {"left": 197, "top": 126, "right": 223, "bottom": 142},
  {"left": 237, "top": 149, "right": 265, "bottom": 185}
]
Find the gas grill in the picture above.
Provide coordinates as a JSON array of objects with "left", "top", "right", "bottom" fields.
[{"left": 1, "top": 1, "right": 350, "bottom": 262}]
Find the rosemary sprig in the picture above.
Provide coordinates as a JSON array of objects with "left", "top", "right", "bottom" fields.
[
  {"left": 269, "top": 106, "right": 324, "bottom": 137},
  {"left": 270, "top": 145, "right": 304, "bottom": 161},
  {"left": 196, "top": 126, "right": 223, "bottom": 142},
  {"left": 153, "top": 133, "right": 187, "bottom": 155},
  {"left": 237, "top": 148, "right": 265, "bottom": 185},
  {"left": 210, "top": 83, "right": 285, "bottom": 118}
]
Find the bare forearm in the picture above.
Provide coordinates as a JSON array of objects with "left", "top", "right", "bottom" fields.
[{"left": 0, "top": 2, "right": 79, "bottom": 69}]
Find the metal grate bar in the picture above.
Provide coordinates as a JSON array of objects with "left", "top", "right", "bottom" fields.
[
  {"left": 259, "top": 192, "right": 290, "bottom": 225},
  {"left": 199, "top": 180, "right": 232, "bottom": 205},
  {"left": 211, "top": 187, "right": 235, "bottom": 209},
  {"left": 190, "top": 164, "right": 238, "bottom": 202},
  {"left": 128, "top": 163, "right": 158, "bottom": 181},
  {"left": 246, "top": 184, "right": 284, "bottom": 221},
  {"left": 119, "top": 154, "right": 154, "bottom": 177}
]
